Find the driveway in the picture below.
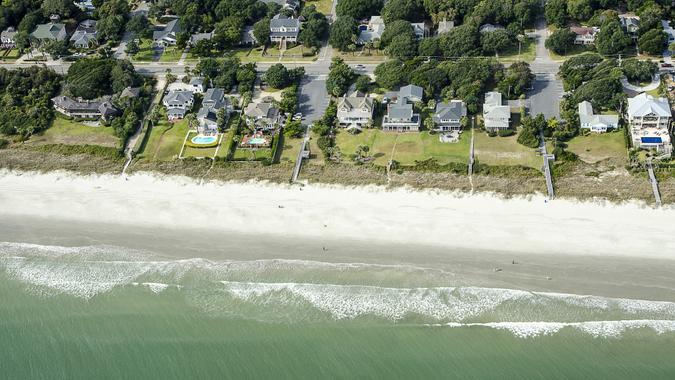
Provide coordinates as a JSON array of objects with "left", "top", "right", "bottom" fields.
[
  {"left": 298, "top": 75, "right": 329, "bottom": 124},
  {"left": 527, "top": 72, "right": 563, "bottom": 119}
]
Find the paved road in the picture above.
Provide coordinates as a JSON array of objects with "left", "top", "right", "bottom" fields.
[
  {"left": 528, "top": 72, "right": 563, "bottom": 119},
  {"left": 298, "top": 75, "right": 329, "bottom": 124}
]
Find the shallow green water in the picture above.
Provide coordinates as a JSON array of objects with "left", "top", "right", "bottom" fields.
[{"left": 1, "top": 241, "right": 675, "bottom": 379}]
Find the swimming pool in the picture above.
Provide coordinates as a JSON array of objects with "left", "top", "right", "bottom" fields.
[
  {"left": 247, "top": 137, "right": 268, "bottom": 145},
  {"left": 191, "top": 135, "right": 218, "bottom": 145}
]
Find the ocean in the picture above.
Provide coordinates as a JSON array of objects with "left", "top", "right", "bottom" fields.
[{"left": 1, "top": 216, "right": 675, "bottom": 379}]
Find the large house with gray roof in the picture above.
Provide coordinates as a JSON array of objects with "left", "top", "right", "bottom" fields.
[
  {"left": 197, "top": 88, "right": 232, "bottom": 135},
  {"left": 357, "top": 16, "right": 385, "bottom": 45},
  {"left": 337, "top": 91, "right": 374, "bottom": 130},
  {"left": 578, "top": 101, "right": 618, "bottom": 133},
  {"left": 244, "top": 102, "right": 282, "bottom": 131},
  {"left": 52, "top": 95, "right": 119, "bottom": 121},
  {"left": 70, "top": 20, "right": 98, "bottom": 49},
  {"left": 627, "top": 93, "right": 672, "bottom": 154},
  {"left": 399, "top": 84, "right": 423, "bottom": 103},
  {"left": 270, "top": 14, "right": 300, "bottom": 43},
  {"left": 483, "top": 91, "right": 510, "bottom": 131},
  {"left": 383, "top": 98, "right": 420, "bottom": 132},
  {"left": 163, "top": 90, "right": 194, "bottom": 120},
  {"left": 433, "top": 100, "right": 467, "bottom": 131},
  {"left": 31, "top": 22, "right": 68, "bottom": 44}
]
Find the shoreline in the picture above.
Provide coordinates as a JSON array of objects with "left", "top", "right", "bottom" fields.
[{"left": 1, "top": 169, "right": 674, "bottom": 261}]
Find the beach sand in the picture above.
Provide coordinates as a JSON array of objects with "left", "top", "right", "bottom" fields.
[{"left": 1, "top": 169, "right": 675, "bottom": 302}]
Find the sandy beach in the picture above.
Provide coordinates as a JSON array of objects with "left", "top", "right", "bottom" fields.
[{"left": 0, "top": 169, "right": 674, "bottom": 260}]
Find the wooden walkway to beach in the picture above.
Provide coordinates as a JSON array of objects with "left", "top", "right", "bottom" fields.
[
  {"left": 539, "top": 132, "right": 555, "bottom": 199},
  {"left": 647, "top": 159, "right": 662, "bottom": 207},
  {"left": 291, "top": 125, "right": 311, "bottom": 182}
]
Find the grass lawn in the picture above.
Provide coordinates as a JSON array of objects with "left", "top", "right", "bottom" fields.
[
  {"left": 265, "top": 45, "right": 317, "bottom": 61},
  {"left": 474, "top": 131, "right": 543, "bottom": 169},
  {"left": 0, "top": 48, "right": 20, "bottom": 62},
  {"left": 132, "top": 39, "right": 155, "bottom": 62},
  {"left": 307, "top": 131, "right": 326, "bottom": 165},
  {"left": 549, "top": 45, "right": 595, "bottom": 61},
  {"left": 304, "top": 0, "right": 333, "bottom": 14},
  {"left": 159, "top": 46, "right": 184, "bottom": 62},
  {"left": 139, "top": 119, "right": 190, "bottom": 161},
  {"left": 335, "top": 129, "right": 470, "bottom": 166},
  {"left": 279, "top": 136, "right": 303, "bottom": 164},
  {"left": 233, "top": 147, "right": 273, "bottom": 161},
  {"left": 333, "top": 48, "right": 388, "bottom": 63},
  {"left": 28, "top": 117, "right": 119, "bottom": 148},
  {"left": 566, "top": 131, "right": 628, "bottom": 164},
  {"left": 497, "top": 38, "right": 536, "bottom": 63}
]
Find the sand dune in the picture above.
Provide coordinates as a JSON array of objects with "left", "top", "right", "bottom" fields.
[{"left": 0, "top": 169, "right": 673, "bottom": 259}]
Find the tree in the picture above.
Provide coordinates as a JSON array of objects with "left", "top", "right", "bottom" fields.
[
  {"left": 498, "top": 62, "right": 534, "bottom": 99},
  {"left": 545, "top": 28, "right": 576, "bottom": 55},
  {"left": 381, "top": 20, "right": 415, "bottom": 46},
  {"left": 42, "top": 40, "right": 69, "bottom": 59},
  {"left": 329, "top": 16, "right": 358, "bottom": 51},
  {"left": 386, "top": 34, "right": 417, "bottom": 59},
  {"left": 438, "top": 23, "right": 480, "bottom": 57},
  {"left": 374, "top": 59, "right": 408, "bottom": 89},
  {"left": 382, "top": 0, "right": 424, "bottom": 23},
  {"left": 639, "top": 29, "right": 667, "bottom": 56},
  {"left": 595, "top": 19, "right": 631, "bottom": 56},
  {"left": 127, "top": 14, "right": 150, "bottom": 36},
  {"left": 326, "top": 57, "right": 355, "bottom": 97},
  {"left": 418, "top": 37, "right": 440, "bottom": 57},
  {"left": 424, "top": 115, "right": 436, "bottom": 131},
  {"left": 284, "top": 119, "right": 304, "bottom": 138},
  {"left": 253, "top": 18, "right": 271, "bottom": 45},
  {"left": 544, "top": 0, "right": 567, "bottom": 28},
  {"left": 264, "top": 63, "right": 291, "bottom": 89},
  {"left": 336, "top": 0, "right": 384, "bottom": 19},
  {"left": 566, "top": 0, "right": 593, "bottom": 21},
  {"left": 125, "top": 39, "right": 140, "bottom": 55},
  {"left": 354, "top": 144, "right": 371, "bottom": 162},
  {"left": 299, "top": 7, "right": 329, "bottom": 49},
  {"left": 41, "top": 0, "right": 77, "bottom": 18},
  {"left": 517, "top": 115, "right": 545, "bottom": 148},
  {"left": 621, "top": 58, "right": 658, "bottom": 82},
  {"left": 480, "top": 29, "right": 513, "bottom": 55},
  {"left": 354, "top": 75, "right": 371, "bottom": 93}
]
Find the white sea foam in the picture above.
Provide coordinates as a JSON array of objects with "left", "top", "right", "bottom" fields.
[{"left": 435, "top": 320, "right": 675, "bottom": 339}]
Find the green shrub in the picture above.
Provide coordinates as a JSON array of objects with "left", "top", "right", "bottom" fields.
[
  {"left": 0, "top": 138, "right": 9, "bottom": 149},
  {"left": 497, "top": 129, "right": 515, "bottom": 137}
]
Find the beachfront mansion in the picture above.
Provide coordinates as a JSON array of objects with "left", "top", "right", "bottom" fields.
[{"left": 627, "top": 93, "right": 672, "bottom": 155}]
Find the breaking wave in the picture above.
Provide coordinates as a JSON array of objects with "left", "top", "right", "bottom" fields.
[{"left": 2, "top": 241, "right": 675, "bottom": 338}]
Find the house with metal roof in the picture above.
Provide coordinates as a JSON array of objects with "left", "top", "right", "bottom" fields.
[
  {"left": 399, "top": 84, "right": 423, "bottom": 103},
  {"left": 483, "top": 91, "right": 511, "bottom": 131},
  {"left": 627, "top": 93, "right": 672, "bottom": 154},
  {"left": 70, "top": 20, "right": 98, "bottom": 49},
  {"left": 570, "top": 26, "right": 599, "bottom": 45},
  {"left": 270, "top": 14, "right": 300, "bottom": 43},
  {"left": 337, "top": 91, "right": 374, "bottom": 130},
  {"left": 433, "top": 100, "right": 467, "bottom": 131},
  {"left": 51, "top": 95, "right": 119, "bottom": 121},
  {"left": 578, "top": 101, "right": 618, "bottom": 133},
  {"left": 153, "top": 19, "right": 181, "bottom": 46},
  {"left": 31, "top": 22, "right": 68, "bottom": 44},
  {"left": 189, "top": 31, "right": 214, "bottom": 46},
  {"left": 163, "top": 90, "right": 194, "bottom": 120},
  {"left": 189, "top": 76, "right": 205, "bottom": 94}
]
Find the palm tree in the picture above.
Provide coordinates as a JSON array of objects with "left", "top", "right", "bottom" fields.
[{"left": 185, "top": 113, "right": 197, "bottom": 130}]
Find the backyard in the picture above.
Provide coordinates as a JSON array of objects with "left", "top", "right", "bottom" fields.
[
  {"left": 279, "top": 136, "right": 303, "bottom": 164},
  {"left": 132, "top": 39, "right": 155, "bottom": 62},
  {"left": 474, "top": 131, "right": 543, "bottom": 169},
  {"left": 159, "top": 46, "right": 184, "bottom": 62},
  {"left": 335, "top": 129, "right": 471, "bottom": 166},
  {"left": 304, "top": 0, "right": 333, "bottom": 14},
  {"left": 27, "top": 116, "right": 119, "bottom": 148},
  {"left": 565, "top": 130, "right": 628, "bottom": 164},
  {"left": 181, "top": 132, "right": 222, "bottom": 159},
  {"left": 138, "top": 118, "right": 189, "bottom": 161}
]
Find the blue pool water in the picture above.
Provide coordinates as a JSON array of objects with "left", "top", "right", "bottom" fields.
[{"left": 191, "top": 135, "right": 217, "bottom": 145}]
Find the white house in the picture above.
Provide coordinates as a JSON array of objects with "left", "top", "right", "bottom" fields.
[
  {"left": 1, "top": 27, "right": 17, "bottom": 48},
  {"left": 153, "top": 19, "right": 181, "bottom": 46},
  {"left": 483, "top": 91, "right": 510, "bottom": 131},
  {"left": 627, "top": 93, "right": 672, "bottom": 154},
  {"left": 411, "top": 23, "right": 427, "bottom": 39},
  {"left": 163, "top": 90, "right": 194, "bottom": 120},
  {"left": 337, "top": 91, "right": 374, "bottom": 130},
  {"left": 269, "top": 14, "right": 300, "bottom": 43},
  {"left": 578, "top": 101, "right": 619, "bottom": 133},
  {"left": 357, "top": 16, "right": 385, "bottom": 44},
  {"left": 570, "top": 26, "right": 599, "bottom": 45},
  {"left": 437, "top": 19, "right": 454, "bottom": 35},
  {"left": 189, "top": 76, "right": 205, "bottom": 94},
  {"left": 433, "top": 100, "right": 467, "bottom": 131}
]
